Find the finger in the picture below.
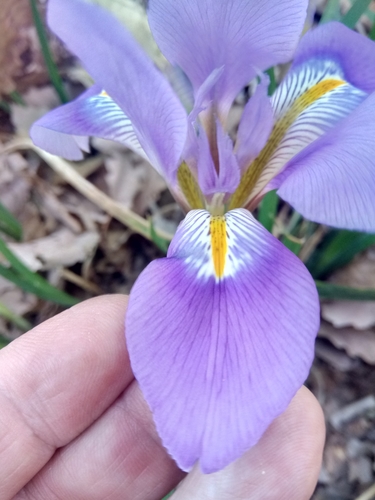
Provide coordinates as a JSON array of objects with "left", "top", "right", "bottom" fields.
[
  {"left": 16, "top": 382, "right": 185, "bottom": 500},
  {"left": 173, "top": 386, "right": 325, "bottom": 500},
  {"left": 0, "top": 295, "right": 132, "bottom": 500},
  {"left": 15, "top": 386, "right": 323, "bottom": 500}
]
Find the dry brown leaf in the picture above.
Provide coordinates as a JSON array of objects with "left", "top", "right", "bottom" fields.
[
  {"left": 62, "top": 191, "right": 109, "bottom": 231},
  {"left": 0, "top": 0, "right": 49, "bottom": 96},
  {"left": 0, "top": 276, "right": 37, "bottom": 316},
  {"left": 11, "top": 86, "right": 59, "bottom": 136},
  {"left": 320, "top": 323, "right": 375, "bottom": 365},
  {"left": 95, "top": 139, "right": 166, "bottom": 214},
  {"left": 7, "top": 228, "right": 100, "bottom": 271},
  {"left": 33, "top": 177, "right": 82, "bottom": 233},
  {"left": 322, "top": 301, "right": 375, "bottom": 330},
  {"left": 322, "top": 250, "right": 375, "bottom": 330},
  {"left": 0, "top": 151, "right": 31, "bottom": 215}
]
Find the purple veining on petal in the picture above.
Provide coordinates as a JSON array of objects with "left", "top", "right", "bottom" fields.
[
  {"left": 216, "top": 121, "right": 240, "bottom": 194},
  {"left": 196, "top": 122, "right": 240, "bottom": 197},
  {"left": 126, "top": 208, "right": 319, "bottom": 473},
  {"left": 275, "top": 91, "right": 375, "bottom": 231},
  {"left": 293, "top": 21, "right": 375, "bottom": 93},
  {"left": 240, "top": 57, "right": 367, "bottom": 207},
  {"left": 236, "top": 75, "right": 274, "bottom": 172},
  {"left": 148, "top": 0, "right": 308, "bottom": 119},
  {"left": 47, "top": 0, "right": 187, "bottom": 181},
  {"left": 30, "top": 85, "right": 149, "bottom": 162}
]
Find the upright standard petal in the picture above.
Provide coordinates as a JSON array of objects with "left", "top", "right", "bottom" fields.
[
  {"left": 197, "top": 123, "right": 240, "bottom": 197},
  {"left": 235, "top": 75, "right": 274, "bottom": 172},
  {"left": 126, "top": 209, "right": 319, "bottom": 473},
  {"left": 30, "top": 87, "right": 148, "bottom": 162},
  {"left": 47, "top": 0, "right": 187, "bottom": 180},
  {"left": 276, "top": 92, "right": 375, "bottom": 232},
  {"left": 148, "top": 0, "right": 308, "bottom": 117}
]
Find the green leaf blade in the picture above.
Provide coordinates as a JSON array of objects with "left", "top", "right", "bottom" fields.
[
  {"left": 0, "top": 237, "right": 79, "bottom": 307},
  {"left": 258, "top": 190, "right": 279, "bottom": 232},
  {"left": 29, "top": 0, "right": 69, "bottom": 104},
  {"left": 307, "top": 230, "right": 375, "bottom": 279},
  {"left": 320, "top": 0, "right": 341, "bottom": 23},
  {"left": 0, "top": 202, "right": 23, "bottom": 241},
  {"left": 341, "top": 0, "right": 372, "bottom": 28},
  {"left": 316, "top": 281, "right": 375, "bottom": 301},
  {"left": 0, "top": 301, "right": 32, "bottom": 331}
]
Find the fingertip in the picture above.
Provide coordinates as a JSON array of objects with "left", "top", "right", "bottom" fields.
[{"left": 173, "top": 386, "right": 325, "bottom": 500}]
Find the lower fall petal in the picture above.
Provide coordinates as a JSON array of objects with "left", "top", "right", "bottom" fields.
[
  {"left": 275, "top": 92, "right": 375, "bottom": 232},
  {"left": 126, "top": 209, "right": 320, "bottom": 473},
  {"left": 230, "top": 57, "right": 366, "bottom": 210},
  {"left": 293, "top": 21, "right": 375, "bottom": 94}
]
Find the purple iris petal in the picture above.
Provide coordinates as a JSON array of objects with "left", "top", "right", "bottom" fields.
[
  {"left": 236, "top": 75, "right": 274, "bottom": 172},
  {"left": 30, "top": 85, "right": 148, "bottom": 162},
  {"left": 196, "top": 127, "right": 217, "bottom": 196},
  {"left": 148, "top": 0, "right": 308, "bottom": 118},
  {"left": 30, "top": 127, "right": 88, "bottom": 161},
  {"left": 47, "top": 0, "right": 187, "bottom": 180},
  {"left": 197, "top": 123, "right": 240, "bottom": 196},
  {"left": 293, "top": 21, "right": 375, "bottom": 93},
  {"left": 188, "top": 67, "right": 224, "bottom": 123},
  {"left": 275, "top": 92, "right": 375, "bottom": 231},
  {"left": 30, "top": 86, "right": 99, "bottom": 160},
  {"left": 126, "top": 209, "right": 319, "bottom": 472},
  {"left": 216, "top": 121, "right": 240, "bottom": 194},
  {"left": 242, "top": 56, "right": 367, "bottom": 207}
]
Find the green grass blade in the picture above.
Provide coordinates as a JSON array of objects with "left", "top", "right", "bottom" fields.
[
  {"left": 265, "top": 67, "right": 277, "bottom": 96},
  {"left": 161, "top": 490, "right": 175, "bottom": 500},
  {"left": 150, "top": 218, "right": 169, "bottom": 253},
  {"left": 369, "top": 20, "right": 375, "bottom": 40},
  {"left": 0, "top": 264, "right": 79, "bottom": 306},
  {"left": 0, "top": 335, "right": 10, "bottom": 349},
  {"left": 253, "top": 69, "right": 278, "bottom": 233},
  {"left": 307, "top": 230, "right": 375, "bottom": 279},
  {"left": 9, "top": 90, "right": 26, "bottom": 106},
  {"left": 281, "top": 235, "right": 302, "bottom": 255},
  {"left": 320, "top": 0, "right": 341, "bottom": 23},
  {"left": 0, "top": 236, "right": 37, "bottom": 275},
  {"left": 0, "top": 301, "right": 32, "bottom": 331},
  {"left": 258, "top": 190, "right": 279, "bottom": 232},
  {"left": 0, "top": 202, "right": 23, "bottom": 240},
  {"left": 0, "top": 264, "right": 47, "bottom": 296},
  {"left": 341, "top": 0, "right": 372, "bottom": 28},
  {"left": 29, "top": 0, "right": 69, "bottom": 104},
  {"left": 316, "top": 281, "right": 375, "bottom": 301},
  {"left": 0, "top": 100, "right": 10, "bottom": 113},
  {"left": 0, "top": 237, "right": 79, "bottom": 306}
]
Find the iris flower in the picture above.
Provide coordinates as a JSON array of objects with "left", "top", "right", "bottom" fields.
[{"left": 31, "top": 0, "right": 375, "bottom": 473}]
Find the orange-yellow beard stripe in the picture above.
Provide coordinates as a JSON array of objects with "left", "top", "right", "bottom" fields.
[
  {"left": 210, "top": 216, "right": 228, "bottom": 279},
  {"left": 229, "top": 78, "right": 346, "bottom": 210}
]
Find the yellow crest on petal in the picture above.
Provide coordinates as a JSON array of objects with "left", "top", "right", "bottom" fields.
[
  {"left": 177, "top": 162, "right": 205, "bottom": 209},
  {"left": 229, "top": 77, "right": 346, "bottom": 210},
  {"left": 210, "top": 216, "right": 227, "bottom": 279}
]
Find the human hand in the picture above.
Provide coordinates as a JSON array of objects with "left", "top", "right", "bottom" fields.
[{"left": 0, "top": 295, "right": 324, "bottom": 499}]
